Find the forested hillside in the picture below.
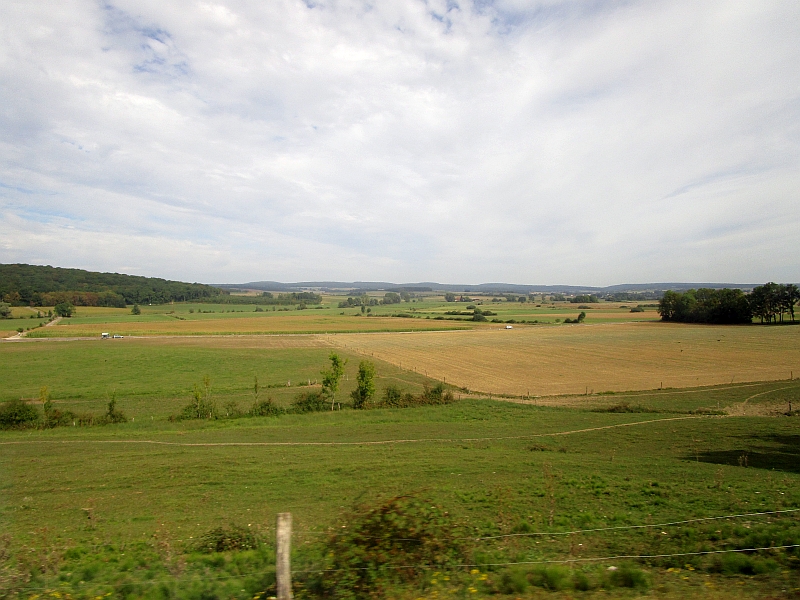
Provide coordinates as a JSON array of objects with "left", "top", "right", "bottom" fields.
[{"left": 0, "top": 264, "right": 223, "bottom": 306}]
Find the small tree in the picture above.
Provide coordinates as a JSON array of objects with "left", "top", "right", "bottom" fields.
[
  {"left": 0, "top": 302, "right": 11, "bottom": 318},
  {"left": 131, "top": 304, "right": 141, "bottom": 315},
  {"left": 444, "top": 293, "right": 456, "bottom": 302},
  {"left": 321, "top": 352, "right": 347, "bottom": 410},
  {"left": 351, "top": 361, "right": 376, "bottom": 409},
  {"left": 54, "top": 302, "right": 74, "bottom": 317}
]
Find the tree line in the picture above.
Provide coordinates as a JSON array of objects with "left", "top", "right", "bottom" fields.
[
  {"left": 1, "top": 263, "right": 223, "bottom": 306},
  {"left": 658, "top": 283, "right": 799, "bottom": 324}
]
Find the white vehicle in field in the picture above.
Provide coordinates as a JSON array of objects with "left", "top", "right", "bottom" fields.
[
  {"left": 505, "top": 325, "right": 513, "bottom": 329},
  {"left": 101, "top": 332, "right": 110, "bottom": 339}
]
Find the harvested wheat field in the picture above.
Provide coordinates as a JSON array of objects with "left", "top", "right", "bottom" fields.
[
  {"left": 26, "top": 315, "right": 469, "bottom": 337},
  {"left": 331, "top": 322, "right": 800, "bottom": 396}
]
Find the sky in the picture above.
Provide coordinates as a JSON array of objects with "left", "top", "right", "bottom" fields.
[{"left": 1, "top": 0, "right": 798, "bottom": 286}]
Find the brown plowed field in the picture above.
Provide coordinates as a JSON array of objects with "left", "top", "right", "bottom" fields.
[{"left": 330, "top": 322, "right": 800, "bottom": 396}]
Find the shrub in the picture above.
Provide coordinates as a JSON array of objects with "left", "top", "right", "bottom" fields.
[
  {"left": 249, "top": 398, "right": 283, "bottom": 417},
  {"left": 131, "top": 304, "right": 141, "bottom": 315},
  {"left": 290, "top": 390, "right": 328, "bottom": 413},
  {"left": 630, "top": 306, "right": 645, "bottom": 313},
  {"left": 0, "top": 398, "right": 40, "bottom": 429},
  {"left": 372, "top": 384, "right": 455, "bottom": 409},
  {"left": 307, "top": 496, "right": 463, "bottom": 599},
  {"left": 195, "top": 525, "right": 260, "bottom": 553},
  {"left": 101, "top": 395, "right": 127, "bottom": 424},
  {"left": 177, "top": 381, "right": 217, "bottom": 420}
]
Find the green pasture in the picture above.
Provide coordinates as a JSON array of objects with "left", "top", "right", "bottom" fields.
[
  {"left": 2, "top": 338, "right": 799, "bottom": 598},
  {"left": 0, "top": 339, "right": 436, "bottom": 417},
  {"left": 1, "top": 398, "right": 799, "bottom": 598}
]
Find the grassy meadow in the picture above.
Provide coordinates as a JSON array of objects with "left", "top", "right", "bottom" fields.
[{"left": 2, "top": 302, "right": 800, "bottom": 598}]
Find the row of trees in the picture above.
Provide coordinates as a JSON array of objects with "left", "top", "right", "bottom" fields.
[
  {"left": 338, "top": 292, "right": 405, "bottom": 309},
  {"left": 658, "top": 283, "right": 799, "bottom": 324}
]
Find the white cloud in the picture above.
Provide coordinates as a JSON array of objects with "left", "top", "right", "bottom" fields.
[{"left": 0, "top": 0, "right": 798, "bottom": 284}]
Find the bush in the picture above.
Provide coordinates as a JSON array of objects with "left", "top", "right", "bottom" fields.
[
  {"left": 290, "top": 390, "right": 328, "bottom": 413},
  {"left": 100, "top": 395, "right": 127, "bottom": 424},
  {"left": 249, "top": 398, "right": 283, "bottom": 417},
  {"left": 307, "top": 496, "right": 463, "bottom": 599},
  {"left": 373, "top": 384, "right": 454, "bottom": 409},
  {"left": 630, "top": 306, "right": 645, "bottom": 313},
  {"left": 0, "top": 398, "right": 40, "bottom": 429},
  {"left": 177, "top": 380, "right": 217, "bottom": 420},
  {"left": 195, "top": 525, "right": 261, "bottom": 553},
  {"left": 131, "top": 304, "right": 141, "bottom": 315}
]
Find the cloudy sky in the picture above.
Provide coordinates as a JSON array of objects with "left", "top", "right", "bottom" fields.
[{"left": 1, "top": 1, "right": 798, "bottom": 285}]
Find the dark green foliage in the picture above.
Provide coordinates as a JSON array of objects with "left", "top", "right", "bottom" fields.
[
  {"left": 749, "top": 282, "right": 800, "bottom": 323},
  {"left": 249, "top": 398, "right": 283, "bottom": 417},
  {"left": 131, "top": 304, "right": 141, "bottom": 315},
  {"left": 53, "top": 302, "right": 74, "bottom": 317},
  {"left": 564, "top": 311, "right": 586, "bottom": 324},
  {"left": 0, "top": 263, "right": 222, "bottom": 306},
  {"left": 350, "top": 361, "right": 376, "bottom": 409},
  {"left": 372, "top": 383, "right": 454, "bottom": 409},
  {"left": 194, "top": 526, "right": 261, "bottom": 553},
  {"left": 570, "top": 294, "right": 598, "bottom": 303},
  {"left": 290, "top": 390, "right": 328, "bottom": 413},
  {"left": 630, "top": 306, "right": 645, "bottom": 312},
  {"left": 0, "top": 302, "right": 10, "bottom": 318},
  {"left": 658, "top": 288, "right": 753, "bottom": 324},
  {"left": 307, "top": 496, "right": 463, "bottom": 599},
  {"left": 0, "top": 398, "right": 40, "bottom": 429}
]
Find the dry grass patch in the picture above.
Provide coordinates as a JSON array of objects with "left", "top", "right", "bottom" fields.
[{"left": 330, "top": 322, "right": 800, "bottom": 396}]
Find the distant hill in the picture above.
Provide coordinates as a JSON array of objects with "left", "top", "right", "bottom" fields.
[
  {"left": 218, "top": 280, "right": 759, "bottom": 295},
  {"left": 0, "top": 264, "right": 224, "bottom": 306}
]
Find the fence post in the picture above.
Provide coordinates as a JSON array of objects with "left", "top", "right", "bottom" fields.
[{"left": 276, "top": 513, "right": 292, "bottom": 600}]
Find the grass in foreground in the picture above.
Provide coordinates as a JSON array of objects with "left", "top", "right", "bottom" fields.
[{"left": 2, "top": 391, "right": 799, "bottom": 598}]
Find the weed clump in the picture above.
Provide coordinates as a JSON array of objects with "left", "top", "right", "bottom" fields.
[{"left": 194, "top": 525, "right": 261, "bottom": 554}]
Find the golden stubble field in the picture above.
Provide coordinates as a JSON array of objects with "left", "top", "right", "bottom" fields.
[
  {"left": 330, "top": 322, "right": 800, "bottom": 396},
  {"left": 28, "top": 315, "right": 471, "bottom": 337}
]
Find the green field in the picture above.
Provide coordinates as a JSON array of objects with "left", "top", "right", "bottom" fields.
[{"left": 2, "top": 333, "right": 800, "bottom": 599}]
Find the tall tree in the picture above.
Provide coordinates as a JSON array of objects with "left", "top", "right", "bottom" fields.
[
  {"left": 350, "top": 361, "right": 376, "bottom": 409},
  {"left": 321, "top": 352, "right": 347, "bottom": 411}
]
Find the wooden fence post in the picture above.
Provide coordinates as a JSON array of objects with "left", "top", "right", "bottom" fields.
[{"left": 276, "top": 513, "right": 292, "bottom": 600}]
